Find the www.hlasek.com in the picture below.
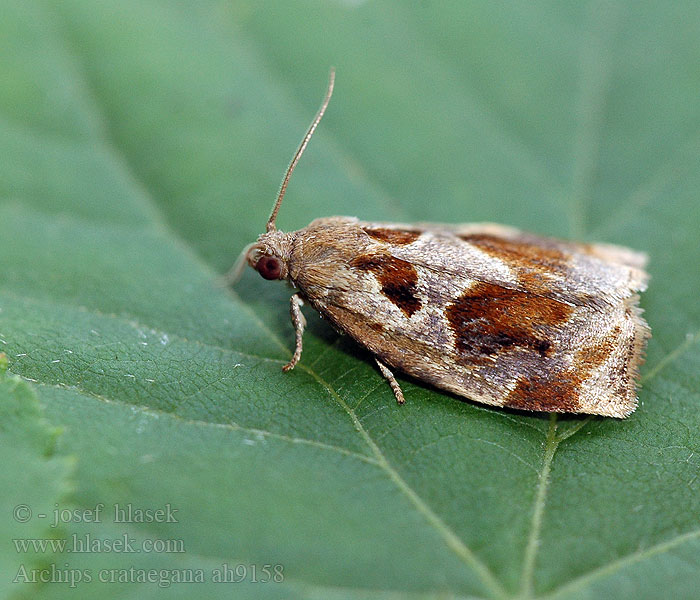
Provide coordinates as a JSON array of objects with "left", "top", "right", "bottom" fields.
[
  {"left": 14, "top": 533, "right": 184, "bottom": 554},
  {"left": 13, "top": 563, "right": 285, "bottom": 588}
]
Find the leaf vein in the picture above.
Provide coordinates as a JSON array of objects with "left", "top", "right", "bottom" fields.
[
  {"left": 540, "top": 527, "right": 700, "bottom": 599},
  {"left": 519, "top": 414, "right": 560, "bottom": 598},
  {"left": 298, "top": 363, "right": 509, "bottom": 600},
  {"left": 30, "top": 379, "right": 378, "bottom": 465}
]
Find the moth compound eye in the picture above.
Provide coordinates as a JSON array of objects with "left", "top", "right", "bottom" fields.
[{"left": 256, "top": 255, "right": 283, "bottom": 280}]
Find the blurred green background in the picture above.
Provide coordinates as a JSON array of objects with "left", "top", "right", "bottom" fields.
[{"left": 1, "top": 1, "right": 699, "bottom": 598}]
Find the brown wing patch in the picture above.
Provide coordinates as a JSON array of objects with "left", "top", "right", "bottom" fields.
[
  {"left": 446, "top": 282, "right": 571, "bottom": 361},
  {"left": 577, "top": 325, "right": 621, "bottom": 372},
  {"left": 350, "top": 254, "right": 422, "bottom": 317},
  {"left": 363, "top": 227, "right": 421, "bottom": 245},
  {"left": 506, "top": 374, "right": 580, "bottom": 412},
  {"left": 460, "top": 233, "right": 569, "bottom": 266},
  {"left": 505, "top": 324, "right": 622, "bottom": 412},
  {"left": 460, "top": 233, "right": 571, "bottom": 293}
]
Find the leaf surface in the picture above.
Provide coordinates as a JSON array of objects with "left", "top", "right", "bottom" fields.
[{"left": 1, "top": 1, "right": 699, "bottom": 598}]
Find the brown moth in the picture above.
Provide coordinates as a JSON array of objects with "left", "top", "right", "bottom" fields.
[{"left": 229, "top": 69, "right": 650, "bottom": 417}]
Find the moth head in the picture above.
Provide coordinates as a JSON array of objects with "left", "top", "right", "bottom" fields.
[
  {"left": 226, "top": 69, "right": 334, "bottom": 287},
  {"left": 244, "top": 234, "right": 292, "bottom": 281}
]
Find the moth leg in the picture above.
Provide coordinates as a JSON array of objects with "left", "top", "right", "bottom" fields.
[
  {"left": 282, "top": 293, "right": 306, "bottom": 372},
  {"left": 375, "top": 359, "right": 405, "bottom": 405}
]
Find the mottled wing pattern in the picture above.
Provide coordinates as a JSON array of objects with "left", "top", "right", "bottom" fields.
[{"left": 291, "top": 218, "right": 650, "bottom": 417}]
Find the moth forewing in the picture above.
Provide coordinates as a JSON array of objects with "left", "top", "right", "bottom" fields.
[{"left": 235, "top": 72, "right": 650, "bottom": 417}]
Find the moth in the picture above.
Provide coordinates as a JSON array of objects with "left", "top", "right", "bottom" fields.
[{"left": 230, "top": 69, "right": 650, "bottom": 417}]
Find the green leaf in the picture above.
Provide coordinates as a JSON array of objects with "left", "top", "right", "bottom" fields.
[
  {"left": 1, "top": 1, "right": 699, "bottom": 598},
  {"left": 0, "top": 367, "right": 73, "bottom": 599}
]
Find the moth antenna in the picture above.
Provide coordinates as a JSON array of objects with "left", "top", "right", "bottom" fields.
[
  {"left": 220, "top": 242, "right": 256, "bottom": 287},
  {"left": 266, "top": 67, "right": 335, "bottom": 232}
]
